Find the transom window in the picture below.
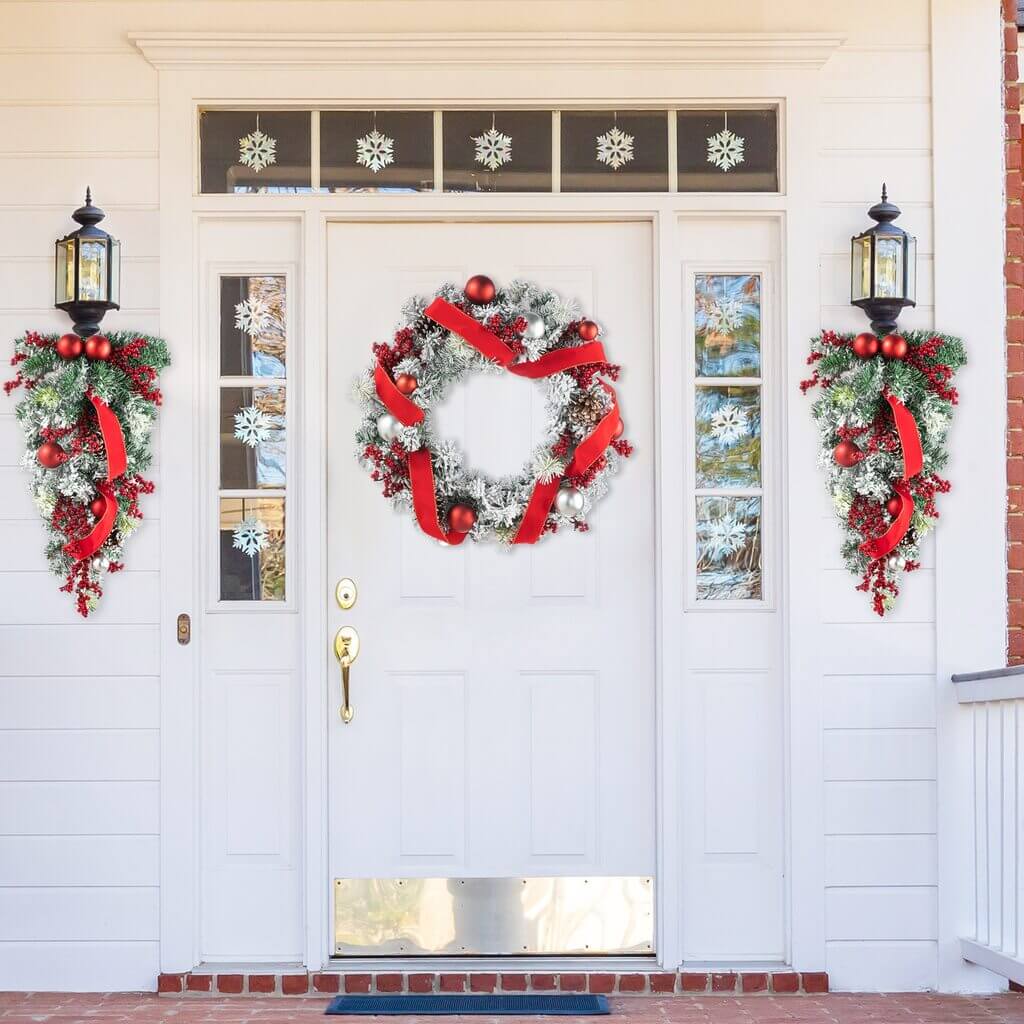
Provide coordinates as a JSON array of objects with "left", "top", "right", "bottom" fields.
[{"left": 199, "top": 107, "right": 779, "bottom": 194}]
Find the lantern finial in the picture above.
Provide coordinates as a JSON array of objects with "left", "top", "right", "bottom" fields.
[
  {"left": 867, "top": 184, "right": 900, "bottom": 226},
  {"left": 85, "top": 186, "right": 91, "bottom": 205}
]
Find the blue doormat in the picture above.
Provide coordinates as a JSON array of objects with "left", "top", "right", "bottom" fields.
[{"left": 325, "top": 994, "right": 610, "bottom": 1015}]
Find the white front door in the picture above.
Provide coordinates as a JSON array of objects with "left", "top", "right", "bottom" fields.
[{"left": 325, "top": 220, "right": 656, "bottom": 957}]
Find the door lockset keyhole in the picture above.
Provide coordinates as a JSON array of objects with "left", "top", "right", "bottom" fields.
[{"left": 335, "top": 578, "right": 357, "bottom": 610}]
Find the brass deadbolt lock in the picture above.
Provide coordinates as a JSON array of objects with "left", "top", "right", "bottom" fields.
[{"left": 335, "top": 578, "right": 357, "bottom": 610}]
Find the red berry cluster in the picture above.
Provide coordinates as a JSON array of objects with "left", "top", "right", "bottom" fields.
[
  {"left": 373, "top": 326, "right": 418, "bottom": 373},
  {"left": 486, "top": 314, "right": 528, "bottom": 358},
  {"left": 113, "top": 473, "right": 155, "bottom": 520},
  {"left": 909, "top": 472, "right": 951, "bottom": 519},
  {"left": 363, "top": 441, "right": 409, "bottom": 498},
  {"left": 903, "top": 335, "right": 958, "bottom": 403},
  {"left": 110, "top": 337, "right": 163, "bottom": 405}
]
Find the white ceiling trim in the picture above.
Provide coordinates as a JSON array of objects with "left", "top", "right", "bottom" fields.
[{"left": 130, "top": 32, "right": 845, "bottom": 71}]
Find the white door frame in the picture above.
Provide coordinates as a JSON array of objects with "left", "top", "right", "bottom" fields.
[{"left": 136, "top": 31, "right": 842, "bottom": 975}]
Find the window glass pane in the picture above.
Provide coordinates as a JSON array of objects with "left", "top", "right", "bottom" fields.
[
  {"left": 220, "top": 275, "right": 286, "bottom": 377},
  {"left": 696, "top": 386, "right": 761, "bottom": 488},
  {"left": 677, "top": 109, "right": 778, "bottom": 192},
  {"left": 443, "top": 111, "right": 550, "bottom": 192},
  {"left": 219, "top": 497, "right": 286, "bottom": 601},
  {"left": 696, "top": 496, "right": 762, "bottom": 601},
  {"left": 874, "top": 236, "right": 903, "bottom": 298},
  {"left": 200, "top": 110, "right": 311, "bottom": 193},
  {"left": 560, "top": 111, "right": 669, "bottom": 192},
  {"left": 320, "top": 110, "right": 433, "bottom": 192},
  {"left": 695, "top": 273, "right": 761, "bottom": 378},
  {"left": 220, "top": 386, "right": 286, "bottom": 489}
]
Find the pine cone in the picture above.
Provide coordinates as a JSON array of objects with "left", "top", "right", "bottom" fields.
[{"left": 569, "top": 392, "right": 605, "bottom": 428}]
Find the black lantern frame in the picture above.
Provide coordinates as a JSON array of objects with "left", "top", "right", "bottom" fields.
[
  {"left": 850, "top": 184, "right": 917, "bottom": 335},
  {"left": 54, "top": 188, "right": 121, "bottom": 339}
]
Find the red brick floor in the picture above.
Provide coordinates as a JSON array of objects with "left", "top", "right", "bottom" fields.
[{"left": 0, "top": 993, "right": 1022, "bottom": 1024}]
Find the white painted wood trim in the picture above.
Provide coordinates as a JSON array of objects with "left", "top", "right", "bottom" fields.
[
  {"left": 961, "top": 938, "right": 1024, "bottom": 986},
  {"left": 931, "top": 0, "right": 1007, "bottom": 995},
  {"left": 954, "top": 673, "right": 1024, "bottom": 704},
  {"left": 131, "top": 32, "right": 845, "bottom": 71}
]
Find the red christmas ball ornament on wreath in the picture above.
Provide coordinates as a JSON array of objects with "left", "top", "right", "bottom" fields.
[
  {"left": 578, "top": 319, "right": 600, "bottom": 342},
  {"left": 851, "top": 332, "right": 879, "bottom": 359},
  {"left": 394, "top": 373, "right": 418, "bottom": 395},
  {"left": 833, "top": 439, "right": 864, "bottom": 468},
  {"left": 55, "top": 333, "right": 83, "bottom": 360},
  {"left": 89, "top": 495, "right": 107, "bottom": 519},
  {"left": 880, "top": 333, "right": 908, "bottom": 360},
  {"left": 37, "top": 441, "right": 66, "bottom": 468},
  {"left": 84, "top": 334, "right": 112, "bottom": 361},
  {"left": 448, "top": 504, "right": 477, "bottom": 533},
  {"left": 464, "top": 275, "right": 496, "bottom": 305}
]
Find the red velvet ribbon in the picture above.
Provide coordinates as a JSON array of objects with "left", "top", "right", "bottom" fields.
[
  {"left": 374, "top": 297, "right": 622, "bottom": 545},
  {"left": 63, "top": 394, "right": 126, "bottom": 562},
  {"left": 858, "top": 394, "right": 923, "bottom": 562}
]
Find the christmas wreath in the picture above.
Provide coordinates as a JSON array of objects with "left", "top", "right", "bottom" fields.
[
  {"left": 801, "top": 329, "right": 964, "bottom": 615},
  {"left": 353, "top": 274, "right": 633, "bottom": 545},
  {"left": 4, "top": 330, "right": 169, "bottom": 616}
]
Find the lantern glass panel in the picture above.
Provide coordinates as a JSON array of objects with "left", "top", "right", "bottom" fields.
[
  {"left": 874, "top": 235, "right": 903, "bottom": 299},
  {"left": 78, "top": 239, "right": 107, "bottom": 302},
  {"left": 55, "top": 239, "right": 75, "bottom": 304},
  {"left": 109, "top": 239, "right": 121, "bottom": 306},
  {"left": 851, "top": 235, "right": 872, "bottom": 302},
  {"left": 905, "top": 235, "right": 917, "bottom": 303}
]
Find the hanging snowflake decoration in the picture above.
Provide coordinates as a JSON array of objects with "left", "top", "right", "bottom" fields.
[
  {"left": 472, "top": 127, "right": 513, "bottom": 171},
  {"left": 234, "top": 296, "right": 270, "bottom": 338},
  {"left": 355, "top": 129, "right": 395, "bottom": 174},
  {"left": 701, "top": 515, "right": 750, "bottom": 561},
  {"left": 232, "top": 517, "right": 268, "bottom": 558},
  {"left": 595, "top": 126, "right": 635, "bottom": 170},
  {"left": 706, "top": 128, "right": 745, "bottom": 172},
  {"left": 709, "top": 403, "right": 749, "bottom": 445},
  {"left": 233, "top": 405, "right": 271, "bottom": 448},
  {"left": 238, "top": 128, "right": 277, "bottom": 173},
  {"left": 704, "top": 296, "right": 744, "bottom": 336}
]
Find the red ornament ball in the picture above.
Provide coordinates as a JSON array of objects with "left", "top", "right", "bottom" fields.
[
  {"left": 89, "top": 495, "right": 107, "bottom": 519},
  {"left": 851, "top": 332, "right": 879, "bottom": 359},
  {"left": 37, "top": 441, "right": 66, "bottom": 468},
  {"left": 464, "top": 275, "right": 496, "bottom": 305},
  {"left": 55, "top": 333, "right": 83, "bottom": 360},
  {"left": 612, "top": 418, "right": 624, "bottom": 440},
  {"left": 395, "top": 373, "right": 418, "bottom": 395},
  {"left": 886, "top": 495, "right": 903, "bottom": 517},
  {"left": 880, "top": 333, "right": 908, "bottom": 360},
  {"left": 578, "top": 319, "right": 600, "bottom": 342},
  {"left": 84, "top": 334, "right": 112, "bottom": 361},
  {"left": 833, "top": 439, "right": 863, "bottom": 468},
  {"left": 449, "top": 504, "right": 477, "bottom": 533}
]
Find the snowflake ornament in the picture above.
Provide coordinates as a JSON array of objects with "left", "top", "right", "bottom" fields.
[
  {"left": 355, "top": 129, "right": 395, "bottom": 173},
  {"left": 595, "top": 125, "right": 635, "bottom": 170},
  {"left": 701, "top": 515, "right": 750, "bottom": 561},
  {"left": 238, "top": 128, "right": 277, "bottom": 173},
  {"left": 232, "top": 517, "right": 268, "bottom": 559},
  {"left": 706, "top": 127, "right": 745, "bottom": 172},
  {"left": 234, "top": 296, "right": 271, "bottom": 338},
  {"left": 704, "top": 296, "right": 744, "bottom": 336},
  {"left": 709, "top": 403, "right": 749, "bottom": 445},
  {"left": 473, "top": 126, "right": 512, "bottom": 171},
  {"left": 233, "top": 405, "right": 271, "bottom": 448}
]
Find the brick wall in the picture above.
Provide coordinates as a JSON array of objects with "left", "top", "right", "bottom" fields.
[{"left": 1007, "top": 0, "right": 1023, "bottom": 662}]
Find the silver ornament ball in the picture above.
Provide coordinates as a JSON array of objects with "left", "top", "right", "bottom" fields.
[
  {"left": 520, "top": 311, "right": 546, "bottom": 340},
  {"left": 886, "top": 554, "right": 905, "bottom": 572},
  {"left": 554, "top": 485, "right": 585, "bottom": 518},
  {"left": 91, "top": 555, "right": 111, "bottom": 573},
  {"left": 376, "top": 412, "right": 401, "bottom": 442}
]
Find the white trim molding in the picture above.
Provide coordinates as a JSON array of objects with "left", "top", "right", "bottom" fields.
[{"left": 130, "top": 31, "right": 845, "bottom": 72}]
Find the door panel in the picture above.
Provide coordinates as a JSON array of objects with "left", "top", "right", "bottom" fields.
[{"left": 326, "top": 221, "right": 655, "bottom": 954}]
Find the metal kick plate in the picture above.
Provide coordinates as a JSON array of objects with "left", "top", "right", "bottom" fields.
[{"left": 333, "top": 876, "right": 653, "bottom": 956}]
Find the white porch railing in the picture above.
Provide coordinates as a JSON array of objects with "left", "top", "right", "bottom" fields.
[{"left": 954, "top": 666, "right": 1024, "bottom": 986}]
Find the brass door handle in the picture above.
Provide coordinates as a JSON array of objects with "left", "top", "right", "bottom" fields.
[{"left": 334, "top": 626, "right": 360, "bottom": 723}]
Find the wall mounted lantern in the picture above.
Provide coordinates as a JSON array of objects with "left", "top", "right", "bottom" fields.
[
  {"left": 850, "top": 184, "right": 917, "bottom": 334},
  {"left": 55, "top": 188, "right": 121, "bottom": 338}
]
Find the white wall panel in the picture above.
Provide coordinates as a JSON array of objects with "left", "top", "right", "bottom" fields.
[
  {"left": 0, "top": 781, "right": 159, "bottom": 836},
  {"left": 0, "top": 940, "right": 159, "bottom": 992},
  {"left": 0, "top": 887, "right": 159, "bottom": 941},
  {"left": 0, "top": 836, "right": 158, "bottom": 886}
]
